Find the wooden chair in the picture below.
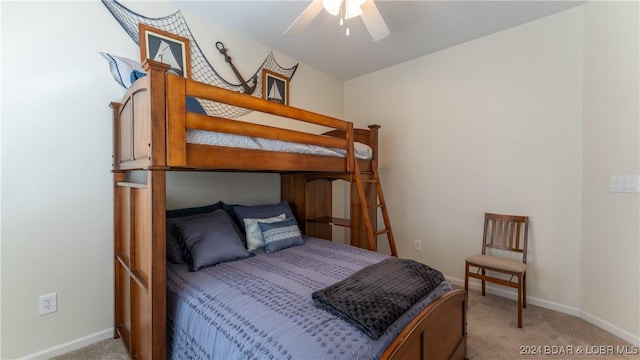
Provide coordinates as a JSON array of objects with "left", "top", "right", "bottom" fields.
[{"left": 465, "top": 213, "right": 529, "bottom": 328}]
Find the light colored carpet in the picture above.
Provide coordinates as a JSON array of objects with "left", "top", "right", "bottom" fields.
[
  {"left": 465, "top": 290, "right": 636, "bottom": 360},
  {"left": 49, "top": 337, "right": 129, "bottom": 360},
  {"left": 51, "top": 290, "right": 637, "bottom": 359}
]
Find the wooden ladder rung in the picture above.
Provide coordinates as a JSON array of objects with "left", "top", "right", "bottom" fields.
[
  {"left": 376, "top": 229, "right": 391, "bottom": 236},
  {"left": 361, "top": 179, "right": 379, "bottom": 183}
]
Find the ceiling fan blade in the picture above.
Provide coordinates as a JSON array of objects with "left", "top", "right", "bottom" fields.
[
  {"left": 284, "top": 0, "right": 324, "bottom": 36},
  {"left": 360, "top": 0, "right": 390, "bottom": 41}
]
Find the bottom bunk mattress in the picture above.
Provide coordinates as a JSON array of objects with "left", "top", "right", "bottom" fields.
[{"left": 167, "top": 237, "right": 454, "bottom": 360}]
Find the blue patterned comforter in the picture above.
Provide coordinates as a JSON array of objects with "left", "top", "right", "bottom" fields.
[{"left": 167, "top": 237, "right": 453, "bottom": 360}]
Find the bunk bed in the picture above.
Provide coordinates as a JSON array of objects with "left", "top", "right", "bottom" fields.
[{"left": 110, "top": 59, "right": 467, "bottom": 359}]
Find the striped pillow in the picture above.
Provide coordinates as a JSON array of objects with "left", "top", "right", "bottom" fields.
[
  {"left": 259, "top": 218, "right": 304, "bottom": 253},
  {"left": 243, "top": 214, "right": 286, "bottom": 251}
]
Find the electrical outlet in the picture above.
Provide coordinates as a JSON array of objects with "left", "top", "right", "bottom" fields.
[
  {"left": 413, "top": 240, "right": 422, "bottom": 251},
  {"left": 39, "top": 293, "right": 57, "bottom": 316}
]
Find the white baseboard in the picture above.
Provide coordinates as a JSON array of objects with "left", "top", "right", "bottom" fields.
[
  {"left": 448, "top": 276, "right": 640, "bottom": 346},
  {"left": 448, "top": 276, "right": 580, "bottom": 315},
  {"left": 21, "top": 328, "right": 113, "bottom": 360},
  {"left": 580, "top": 310, "right": 640, "bottom": 346}
]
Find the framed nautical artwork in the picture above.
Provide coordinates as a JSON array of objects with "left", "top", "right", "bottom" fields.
[
  {"left": 139, "top": 24, "right": 191, "bottom": 79},
  {"left": 262, "top": 69, "right": 289, "bottom": 105}
]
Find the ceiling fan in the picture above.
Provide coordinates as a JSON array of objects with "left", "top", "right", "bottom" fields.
[{"left": 285, "top": 0, "right": 390, "bottom": 41}]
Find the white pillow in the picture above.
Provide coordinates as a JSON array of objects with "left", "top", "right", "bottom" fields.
[
  {"left": 99, "top": 52, "right": 145, "bottom": 89},
  {"left": 243, "top": 213, "right": 286, "bottom": 251}
]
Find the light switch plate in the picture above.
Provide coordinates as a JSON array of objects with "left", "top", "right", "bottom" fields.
[{"left": 611, "top": 175, "right": 640, "bottom": 193}]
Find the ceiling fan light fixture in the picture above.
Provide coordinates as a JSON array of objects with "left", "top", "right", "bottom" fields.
[
  {"left": 287, "top": 0, "right": 388, "bottom": 41},
  {"left": 322, "top": 0, "right": 342, "bottom": 16},
  {"left": 323, "top": 0, "right": 365, "bottom": 18},
  {"left": 344, "top": 2, "right": 363, "bottom": 19}
]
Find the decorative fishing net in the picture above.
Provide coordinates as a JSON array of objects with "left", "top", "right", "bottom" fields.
[{"left": 102, "top": 0, "right": 298, "bottom": 118}]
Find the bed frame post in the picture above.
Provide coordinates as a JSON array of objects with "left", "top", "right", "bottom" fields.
[
  {"left": 142, "top": 59, "right": 170, "bottom": 168},
  {"left": 142, "top": 61, "right": 169, "bottom": 359},
  {"left": 346, "top": 122, "right": 355, "bottom": 172},
  {"left": 368, "top": 124, "right": 380, "bottom": 161},
  {"left": 148, "top": 169, "right": 167, "bottom": 360},
  {"left": 166, "top": 74, "right": 187, "bottom": 167}
]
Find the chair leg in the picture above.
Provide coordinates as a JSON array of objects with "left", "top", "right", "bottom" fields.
[
  {"left": 523, "top": 272, "right": 527, "bottom": 308},
  {"left": 464, "top": 263, "right": 469, "bottom": 292},
  {"left": 517, "top": 274, "right": 523, "bottom": 328},
  {"left": 481, "top": 269, "right": 486, "bottom": 296}
]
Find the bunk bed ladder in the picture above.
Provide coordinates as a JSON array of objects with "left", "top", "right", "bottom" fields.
[{"left": 354, "top": 159, "right": 398, "bottom": 257}]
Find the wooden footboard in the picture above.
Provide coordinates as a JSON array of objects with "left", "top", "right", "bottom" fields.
[{"left": 382, "top": 289, "right": 467, "bottom": 360}]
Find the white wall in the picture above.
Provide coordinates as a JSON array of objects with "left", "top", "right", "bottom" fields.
[
  {"left": 346, "top": 5, "right": 584, "bottom": 307},
  {"left": 581, "top": 0, "right": 640, "bottom": 343},
  {"left": 0, "top": 1, "right": 343, "bottom": 358},
  {"left": 345, "top": 3, "right": 639, "bottom": 344}
]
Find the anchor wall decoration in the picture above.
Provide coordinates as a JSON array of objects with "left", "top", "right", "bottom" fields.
[{"left": 215, "top": 41, "right": 257, "bottom": 95}]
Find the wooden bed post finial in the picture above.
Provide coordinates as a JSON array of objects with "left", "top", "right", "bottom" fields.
[{"left": 142, "top": 59, "right": 171, "bottom": 74}]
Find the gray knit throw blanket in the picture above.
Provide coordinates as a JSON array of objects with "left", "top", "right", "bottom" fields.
[{"left": 312, "top": 257, "right": 444, "bottom": 339}]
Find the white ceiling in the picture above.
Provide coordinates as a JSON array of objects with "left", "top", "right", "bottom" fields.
[{"left": 171, "top": 1, "right": 585, "bottom": 80}]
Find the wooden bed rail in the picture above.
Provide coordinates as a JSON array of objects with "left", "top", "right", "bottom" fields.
[
  {"left": 186, "top": 78, "right": 350, "bottom": 130},
  {"left": 165, "top": 70, "right": 354, "bottom": 169}
]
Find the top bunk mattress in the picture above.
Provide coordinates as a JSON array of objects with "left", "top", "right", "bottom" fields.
[
  {"left": 167, "top": 237, "right": 453, "bottom": 360},
  {"left": 187, "top": 129, "right": 373, "bottom": 160}
]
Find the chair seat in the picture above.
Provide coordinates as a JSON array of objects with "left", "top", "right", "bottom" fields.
[{"left": 466, "top": 254, "right": 526, "bottom": 274}]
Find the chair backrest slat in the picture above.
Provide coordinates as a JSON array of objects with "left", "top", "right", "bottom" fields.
[{"left": 482, "top": 213, "right": 529, "bottom": 263}]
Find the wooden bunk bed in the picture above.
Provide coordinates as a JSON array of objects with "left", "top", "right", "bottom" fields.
[{"left": 110, "top": 60, "right": 467, "bottom": 360}]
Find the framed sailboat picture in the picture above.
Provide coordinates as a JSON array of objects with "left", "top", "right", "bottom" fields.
[
  {"left": 139, "top": 24, "right": 191, "bottom": 79},
  {"left": 262, "top": 69, "right": 289, "bottom": 105}
]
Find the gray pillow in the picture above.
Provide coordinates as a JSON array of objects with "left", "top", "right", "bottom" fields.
[
  {"left": 233, "top": 201, "right": 296, "bottom": 227},
  {"left": 166, "top": 202, "right": 241, "bottom": 264},
  {"left": 175, "top": 209, "right": 249, "bottom": 271},
  {"left": 259, "top": 218, "right": 304, "bottom": 253}
]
